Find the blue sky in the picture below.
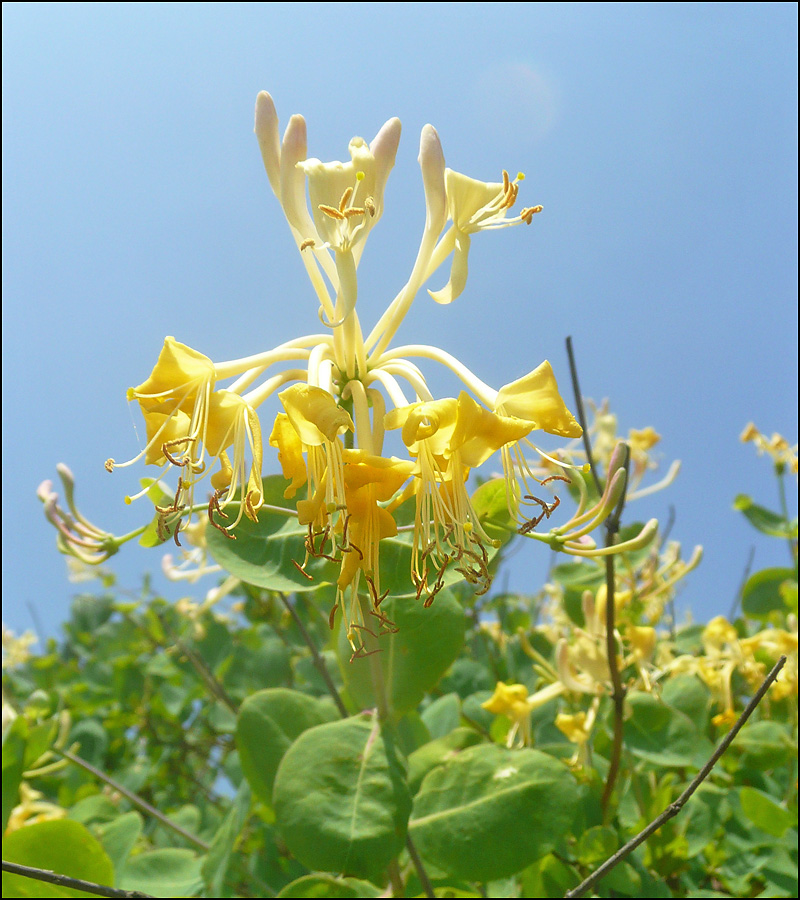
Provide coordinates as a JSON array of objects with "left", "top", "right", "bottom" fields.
[{"left": 3, "top": 2, "right": 797, "bottom": 640}]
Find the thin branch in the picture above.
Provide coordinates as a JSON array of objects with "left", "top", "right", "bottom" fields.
[
  {"left": 565, "top": 336, "right": 603, "bottom": 496},
  {"left": 728, "top": 545, "right": 756, "bottom": 621},
  {"left": 406, "top": 834, "right": 436, "bottom": 899},
  {"left": 1, "top": 860, "right": 153, "bottom": 899},
  {"left": 154, "top": 610, "right": 239, "bottom": 715},
  {"left": 600, "top": 444, "right": 630, "bottom": 818},
  {"left": 55, "top": 749, "right": 210, "bottom": 851},
  {"left": 565, "top": 655, "right": 788, "bottom": 898},
  {"left": 278, "top": 592, "right": 349, "bottom": 717}
]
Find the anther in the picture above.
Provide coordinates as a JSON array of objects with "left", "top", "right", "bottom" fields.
[
  {"left": 300, "top": 238, "right": 316, "bottom": 251},
  {"left": 318, "top": 204, "right": 345, "bottom": 220},
  {"left": 338, "top": 186, "right": 354, "bottom": 214},
  {"left": 105, "top": 459, "right": 115, "bottom": 472}
]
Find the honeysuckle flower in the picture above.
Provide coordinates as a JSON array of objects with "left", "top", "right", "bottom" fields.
[
  {"left": 42, "top": 90, "right": 652, "bottom": 659},
  {"left": 428, "top": 169, "right": 542, "bottom": 305},
  {"left": 2, "top": 625, "right": 38, "bottom": 669},
  {"left": 386, "top": 392, "right": 534, "bottom": 601},
  {"left": 38, "top": 465, "right": 120, "bottom": 564},
  {"left": 741, "top": 422, "right": 798, "bottom": 475},
  {"left": 482, "top": 680, "right": 566, "bottom": 748}
]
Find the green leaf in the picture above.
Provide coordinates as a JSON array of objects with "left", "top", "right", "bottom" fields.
[
  {"left": 519, "top": 854, "right": 580, "bottom": 899},
  {"left": 2, "top": 819, "right": 114, "bottom": 898},
  {"left": 202, "top": 780, "right": 252, "bottom": 896},
  {"left": 471, "top": 477, "right": 516, "bottom": 544},
  {"left": 338, "top": 590, "right": 465, "bottom": 717},
  {"left": 739, "top": 786, "right": 793, "bottom": 838},
  {"left": 236, "top": 688, "right": 337, "bottom": 805},
  {"left": 276, "top": 874, "right": 382, "bottom": 897},
  {"left": 660, "top": 674, "right": 710, "bottom": 729},
  {"left": 407, "top": 727, "right": 484, "bottom": 794},
  {"left": 733, "top": 720, "right": 795, "bottom": 769},
  {"left": 409, "top": 743, "right": 579, "bottom": 881},
  {"left": 272, "top": 713, "right": 411, "bottom": 879},
  {"left": 2, "top": 715, "right": 27, "bottom": 833},
  {"left": 624, "top": 691, "right": 712, "bottom": 767},
  {"left": 421, "top": 693, "right": 462, "bottom": 740},
  {"left": 95, "top": 812, "right": 142, "bottom": 877},
  {"left": 576, "top": 825, "right": 618, "bottom": 866},
  {"left": 733, "top": 494, "right": 798, "bottom": 539},
  {"left": 741, "top": 568, "right": 797, "bottom": 620},
  {"left": 118, "top": 848, "right": 204, "bottom": 897}
]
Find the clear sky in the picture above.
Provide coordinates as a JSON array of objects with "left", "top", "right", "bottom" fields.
[{"left": 3, "top": 2, "right": 797, "bottom": 640}]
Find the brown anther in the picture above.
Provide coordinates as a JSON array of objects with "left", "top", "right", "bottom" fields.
[
  {"left": 540, "top": 474, "right": 570, "bottom": 486},
  {"left": 369, "top": 608, "right": 398, "bottom": 635},
  {"left": 364, "top": 197, "right": 376, "bottom": 217},
  {"left": 208, "top": 488, "right": 235, "bottom": 540},
  {"left": 328, "top": 603, "right": 338, "bottom": 630},
  {"left": 350, "top": 646, "right": 382, "bottom": 663},
  {"left": 292, "top": 559, "right": 314, "bottom": 580},
  {"left": 104, "top": 459, "right": 115, "bottom": 473},
  {"left": 502, "top": 169, "right": 510, "bottom": 193},
  {"left": 518, "top": 494, "right": 561, "bottom": 535},
  {"left": 343, "top": 207, "right": 366, "bottom": 219},
  {"left": 299, "top": 238, "right": 316, "bottom": 251},
  {"left": 318, "top": 204, "right": 345, "bottom": 220},
  {"left": 365, "top": 574, "right": 390, "bottom": 609}
]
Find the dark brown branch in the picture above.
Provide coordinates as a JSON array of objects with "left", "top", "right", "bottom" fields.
[
  {"left": 564, "top": 655, "right": 788, "bottom": 898},
  {"left": 600, "top": 443, "right": 630, "bottom": 818},
  {"left": 565, "top": 336, "right": 603, "bottom": 497},
  {"left": 1, "top": 860, "right": 153, "bottom": 898},
  {"left": 56, "top": 749, "right": 210, "bottom": 851}
]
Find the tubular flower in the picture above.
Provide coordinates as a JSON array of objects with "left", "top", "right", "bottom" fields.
[
  {"left": 482, "top": 680, "right": 566, "bottom": 748},
  {"left": 277, "top": 384, "right": 353, "bottom": 531},
  {"left": 386, "top": 392, "right": 533, "bottom": 603},
  {"left": 429, "top": 169, "right": 543, "bottom": 305}
]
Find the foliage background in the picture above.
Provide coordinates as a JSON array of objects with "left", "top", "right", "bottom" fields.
[{"left": 2, "top": 1, "right": 797, "bottom": 636}]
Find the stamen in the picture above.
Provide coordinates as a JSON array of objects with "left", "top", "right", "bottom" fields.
[
  {"left": 343, "top": 207, "right": 366, "bottom": 219},
  {"left": 338, "top": 186, "right": 354, "bottom": 214},
  {"left": 299, "top": 238, "right": 316, "bottom": 251},
  {"left": 293, "top": 559, "right": 315, "bottom": 580},
  {"left": 105, "top": 459, "right": 115, "bottom": 472},
  {"left": 319, "top": 204, "right": 346, "bottom": 220},
  {"left": 520, "top": 205, "right": 543, "bottom": 225},
  {"left": 364, "top": 197, "right": 376, "bottom": 217}
]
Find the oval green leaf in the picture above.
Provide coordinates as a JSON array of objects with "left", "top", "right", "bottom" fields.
[
  {"left": 337, "top": 590, "right": 465, "bottom": 716},
  {"left": 277, "top": 874, "right": 382, "bottom": 897},
  {"left": 2, "top": 819, "right": 114, "bottom": 898},
  {"left": 273, "top": 714, "right": 411, "bottom": 878},
  {"left": 409, "top": 743, "right": 579, "bottom": 881},
  {"left": 236, "top": 688, "right": 338, "bottom": 805},
  {"left": 741, "top": 567, "right": 797, "bottom": 620}
]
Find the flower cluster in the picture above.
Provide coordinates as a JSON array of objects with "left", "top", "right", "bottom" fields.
[{"left": 48, "top": 92, "right": 642, "bottom": 654}]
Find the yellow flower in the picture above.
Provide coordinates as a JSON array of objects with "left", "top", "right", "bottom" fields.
[
  {"left": 277, "top": 384, "right": 354, "bottom": 530},
  {"left": 555, "top": 711, "right": 590, "bottom": 745},
  {"left": 386, "top": 392, "right": 532, "bottom": 602},
  {"left": 337, "top": 450, "right": 414, "bottom": 592},
  {"left": 494, "top": 361, "right": 582, "bottom": 439},
  {"left": 429, "top": 169, "right": 542, "bottom": 305},
  {"left": 482, "top": 680, "right": 565, "bottom": 747}
]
